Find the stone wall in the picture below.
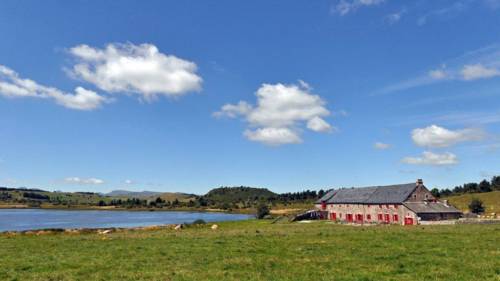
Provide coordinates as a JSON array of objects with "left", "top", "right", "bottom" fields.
[{"left": 316, "top": 203, "right": 418, "bottom": 225}]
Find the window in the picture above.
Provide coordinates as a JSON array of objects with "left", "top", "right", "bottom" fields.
[
  {"left": 378, "top": 214, "right": 383, "bottom": 221},
  {"left": 386, "top": 204, "right": 390, "bottom": 209},
  {"left": 367, "top": 214, "right": 371, "bottom": 220},
  {"left": 413, "top": 194, "right": 417, "bottom": 199},
  {"left": 393, "top": 214, "right": 399, "bottom": 222},
  {"left": 394, "top": 204, "right": 398, "bottom": 209},
  {"left": 339, "top": 213, "right": 342, "bottom": 218},
  {"left": 379, "top": 204, "right": 382, "bottom": 208}
]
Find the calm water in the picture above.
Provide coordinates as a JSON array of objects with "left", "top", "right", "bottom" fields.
[{"left": 0, "top": 209, "right": 253, "bottom": 232}]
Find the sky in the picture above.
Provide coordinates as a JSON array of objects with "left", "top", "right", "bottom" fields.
[{"left": 1, "top": 0, "right": 500, "bottom": 194}]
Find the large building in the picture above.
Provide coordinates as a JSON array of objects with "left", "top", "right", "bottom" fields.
[{"left": 315, "top": 179, "right": 462, "bottom": 225}]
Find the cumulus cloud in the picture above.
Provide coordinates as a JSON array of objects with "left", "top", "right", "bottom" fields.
[
  {"left": 64, "top": 177, "right": 105, "bottom": 185},
  {"left": 68, "top": 43, "right": 202, "bottom": 101},
  {"left": 307, "top": 116, "right": 334, "bottom": 133},
  {"left": 244, "top": 127, "right": 302, "bottom": 145},
  {"left": 0, "top": 65, "right": 108, "bottom": 110},
  {"left": 332, "top": 0, "right": 385, "bottom": 16},
  {"left": 411, "top": 125, "right": 485, "bottom": 148},
  {"left": 461, "top": 64, "right": 500, "bottom": 80},
  {"left": 212, "top": 101, "right": 252, "bottom": 118},
  {"left": 215, "top": 82, "right": 333, "bottom": 145},
  {"left": 402, "top": 151, "right": 458, "bottom": 166},
  {"left": 374, "top": 142, "right": 391, "bottom": 150}
]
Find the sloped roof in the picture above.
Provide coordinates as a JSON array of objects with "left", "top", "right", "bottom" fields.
[
  {"left": 404, "top": 202, "right": 462, "bottom": 214},
  {"left": 322, "top": 183, "right": 418, "bottom": 204},
  {"left": 316, "top": 189, "right": 337, "bottom": 204}
]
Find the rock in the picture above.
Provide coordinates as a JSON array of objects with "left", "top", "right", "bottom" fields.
[
  {"left": 211, "top": 224, "right": 218, "bottom": 230},
  {"left": 98, "top": 229, "right": 113, "bottom": 235}
]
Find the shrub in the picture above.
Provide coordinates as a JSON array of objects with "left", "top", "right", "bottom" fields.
[
  {"left": 256, "top": 204, "right": 270, "bottom": 219},
  {"left": 468, "top": 198, "right": 485, "bottom": 214},
  {"left": 192, "top": 219, "right": 206, "bottom": 225}
]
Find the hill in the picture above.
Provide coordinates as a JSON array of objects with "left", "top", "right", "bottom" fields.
[
  {"left": 106, "top": 190, "right": 163, "bottom": 198},
  {"left": 203, "top": 186, "right": 277, "bottom": 203},
  {"left": 445, "top": 190, "right": 500, "bottom": 214}
]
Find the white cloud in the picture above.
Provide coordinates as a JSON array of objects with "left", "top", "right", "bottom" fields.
[
  {"left": 215, "top": 82, "right": 333, "bottom": 145},
  {"left": 64, "top": 177, "right": 105, "bottom": 185},
  {"left": 417, "top": 1, "right": 468, "bottom": 26},
  {"left": 385, "top": 9, "right": 406, "bottom": 24},
  {"left": 375, "top": 44, "right": 500, "bottom": 95},
  {"left": 244, "top": 127, "right": 302, "bottom": 145},
  {"left": 402, "top": 151, "right": 458, "bottom": 166},
  {"left": 0, "top": 65, "right": 108, "bottom": 110},
  {"left": 307, "top": 116, "right": 334, "bottom": 133},
  {"left": 461, "top": 64, "right": 500, "bottom": 80},
  {"left": 332, "top": 0, "right": 385, "bottom": 16},
  {"left": 213, "top": 101, "right": 253, "bottom": 118},
  {"left": 428, "top": 68, "right": 448, "bottom": 80},
  {"left": 374, "top": 142, "right": 391, "bottom": 150},
  {"left": 411, "top": 125, "right": 485, "bottom": 148},
  {"left": 68, "top": 43, "right": 202, "bottom": 101}
]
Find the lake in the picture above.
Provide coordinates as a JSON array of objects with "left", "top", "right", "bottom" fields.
[{"left": 0, "top": 209, "right": 253, "bottom": 232}]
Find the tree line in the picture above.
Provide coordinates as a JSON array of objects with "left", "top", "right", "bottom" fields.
[{"left": 430, "top": 175, "right": 500, "bottom": 198}]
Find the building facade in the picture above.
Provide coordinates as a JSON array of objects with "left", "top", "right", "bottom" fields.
[{"left": 315, "top": 180, "right": 462, "bottom": 225}]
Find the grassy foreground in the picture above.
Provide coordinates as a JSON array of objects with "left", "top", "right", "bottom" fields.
[{"left": 0, "top": 220, "right": 499, "bottom": 281}]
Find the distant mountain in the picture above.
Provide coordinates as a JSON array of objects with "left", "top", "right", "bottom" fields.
[
  {"left": 105, "top": 190, "right": 163, "bottom": 198},
  {"left": 106, "top": 190, "right": 197, "bottom": 202}
]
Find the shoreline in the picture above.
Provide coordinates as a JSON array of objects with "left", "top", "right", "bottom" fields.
[{"left": 0, "top": 204, "right": 256, "bottom": 214}]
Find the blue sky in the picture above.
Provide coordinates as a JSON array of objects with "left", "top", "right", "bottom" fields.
[{"left": 1, "top": 0, "right": 499, "bottom": 193}]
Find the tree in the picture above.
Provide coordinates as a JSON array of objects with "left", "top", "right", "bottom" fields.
[
  {"left": 256, "top": 204, "right": 270, "bottom": 219},
  {"left": 491, "top": 176, "right": 500, "bottom": 190},
  {"left": 478, "top": 180, "right": 492, "bottom": 193},
  {"left": 430, "top": 188, "right": 440, "bottom": 198},
  {"left": 468, "top": 198, "right": 485, "bottom": 214}
]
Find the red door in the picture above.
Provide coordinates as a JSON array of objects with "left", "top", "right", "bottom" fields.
[
  {"left": 356, "top": 214, "right": 363, "bottom": 223},
  {"left": 347, "top": 214, "right": 353, "bottom": 222},
  {"left": 404, "top": 217, "right": 414, "bottom": 225},
  {"left": 384, "top": 214, "right": 390, "bottom": 223},
  {"left": 330, "top": 212, "right": 337, "bottom": 220}
]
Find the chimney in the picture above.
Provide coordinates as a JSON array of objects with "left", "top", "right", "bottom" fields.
[{"left": 416, "top": 179, "right": 423, "bottom": 186}]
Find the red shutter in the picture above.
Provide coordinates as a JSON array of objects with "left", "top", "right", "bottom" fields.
[{"left": 393, "top": 214, "right": 399, "bottom": 222}]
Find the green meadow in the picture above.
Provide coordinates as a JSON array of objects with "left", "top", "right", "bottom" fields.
[{"left": 0, "top": 220, "right": 499, "bottom": 281}]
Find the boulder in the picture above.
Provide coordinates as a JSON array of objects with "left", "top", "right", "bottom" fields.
[{"left": 211, "top": 224, "right": 218, "bottom": 230}]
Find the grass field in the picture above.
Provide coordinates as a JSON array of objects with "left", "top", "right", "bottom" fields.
[
  {"left": 446, "top": 191, "right": 500, "bottom": 214},
  {"left": 0, "top": 220, "right": 499, "bottom": 281}
]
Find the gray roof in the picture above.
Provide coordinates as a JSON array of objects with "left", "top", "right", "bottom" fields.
[
  {"left": 404, "top": 202, "right": 462, "bottom": 214},
  {"left": 322, "top": 183, "right": 418, "bottom": 204},
  {"left": 316, "top": 189, "right": 337, "bottom": 203}
]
